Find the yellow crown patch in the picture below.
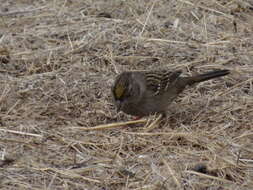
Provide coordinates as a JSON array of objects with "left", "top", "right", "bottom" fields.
[{"left": 115, "top": 84, "right": 125, "bottom": 99}]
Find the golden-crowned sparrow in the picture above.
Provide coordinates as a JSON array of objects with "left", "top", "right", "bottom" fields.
[{"left": 112, "top": 69, "right": 230, "bottom": 116}]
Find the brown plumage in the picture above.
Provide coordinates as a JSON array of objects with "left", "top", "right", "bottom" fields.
[{"left": 112, "top": 69, "right": 230, "bottom": 117}]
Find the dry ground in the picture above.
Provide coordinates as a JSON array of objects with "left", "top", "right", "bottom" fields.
[{"left": 0, "top": 0, "right": 253, "bottom": 189}]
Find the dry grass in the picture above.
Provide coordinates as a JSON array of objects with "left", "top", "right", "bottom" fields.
[{"left": 0, "top": 0, "right": 253, "bottom": 189}]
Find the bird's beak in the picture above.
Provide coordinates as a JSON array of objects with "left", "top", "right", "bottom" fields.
[{"left": 115, "top": 100, "right": 122, "bottom": 112}]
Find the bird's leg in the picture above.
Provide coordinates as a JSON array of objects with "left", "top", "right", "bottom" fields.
[
  {"left": 161, "top": 112, "right": 167, "bottom": 119},
  {"left": 132, "top": 116, "right": 142, "bottom": 120}
]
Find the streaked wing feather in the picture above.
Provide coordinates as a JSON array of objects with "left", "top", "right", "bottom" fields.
[{"left": 145, "top": 70, "right": 182, "bottom": 95}]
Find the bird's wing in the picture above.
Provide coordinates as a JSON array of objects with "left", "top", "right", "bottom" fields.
[{"left": 145, "top": 70, "right": 182, "bottom": 95}]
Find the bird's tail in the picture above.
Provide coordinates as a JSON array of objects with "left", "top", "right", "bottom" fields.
[{"left": 185, "top": 69, "right": 230, "bottom": 86}]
